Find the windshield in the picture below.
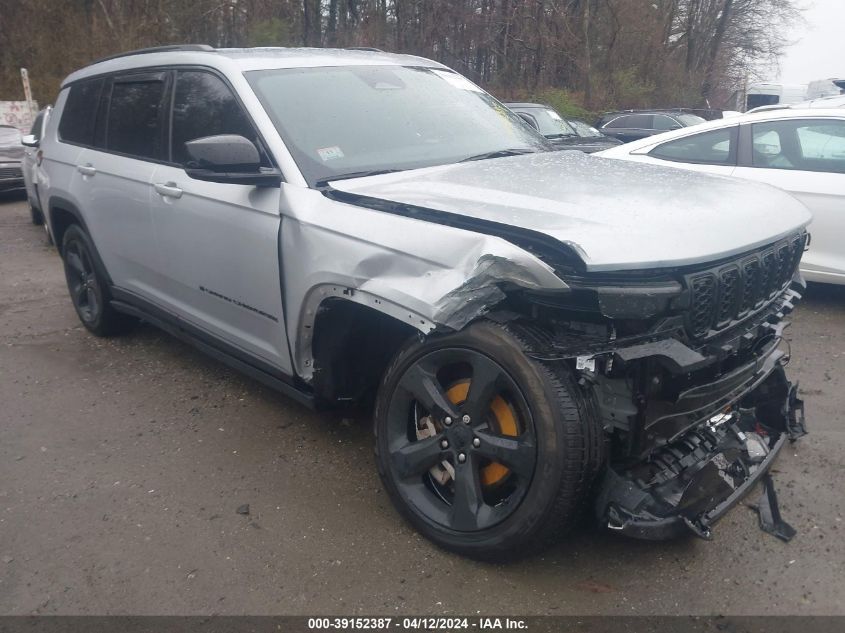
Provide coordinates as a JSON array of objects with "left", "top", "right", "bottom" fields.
[
  {"left": 246, "top": 65, "right": 549, "bottom": 185},
  {"left": 677, "top": 113, "right": 706, "bottom": 126},
  {"left": 567, "top": 119, "right": 604, "bottom": 138},
  {"left": 526, "top": 108, "right": 577, "bottom": 138}
]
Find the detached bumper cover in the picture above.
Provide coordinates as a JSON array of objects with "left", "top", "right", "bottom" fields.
[{"left": 595, "top": 364, "right": 805, "bottom": 540}]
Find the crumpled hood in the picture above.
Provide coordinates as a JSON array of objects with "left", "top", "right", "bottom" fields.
[{"left": 330, "top": 151, "right": 812, "bottom": 271}]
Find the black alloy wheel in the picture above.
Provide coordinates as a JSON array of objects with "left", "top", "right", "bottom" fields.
[
  {"left": 61, "top": 224, "right": 134, "bottom": 336},
  {"left": 374, "top": 321, "right": 601, "bottom": 560}
]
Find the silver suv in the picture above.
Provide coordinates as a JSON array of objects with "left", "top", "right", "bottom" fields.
[{"left": 41, "top": 45, "right": 812, "bottom": 559}]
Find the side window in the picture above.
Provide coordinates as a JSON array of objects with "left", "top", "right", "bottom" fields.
[
  {"left": 171, "top": 71, "right": 269, "bottom": 166},
  {"left": 653, "top": 115, "right": 681, "bottom": 131},
  {"left": 796, "top": 121, "right": 845, "bottom": 173},
  {"left": 752, "top": 119, "right": 845, "bottom": 173},
  {"left": 607, "top": 114, "right": 652, "bottom": 129},
  {"left": 649, "top": 126, "right": 737, "bottom": 165},
  {"left": 605, "top": 115, "right": 630, "bottom": 129},
  {"left": 58, "top": 78, "right": 103, "bottom": 145},
  {"left": 105, "top": 76, "right": 167, "bottom": 160}
]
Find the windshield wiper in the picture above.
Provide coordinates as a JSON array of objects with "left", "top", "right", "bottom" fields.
[
  {"left": 459, "top": 148, "right": 536, "bottom": 162},
  {"left": 316, "top": 169, "right": 404, "bottom": 187}
]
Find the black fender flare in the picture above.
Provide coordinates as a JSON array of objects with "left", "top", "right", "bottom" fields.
[{"left": 48, "top": 196, "right": 114, "bottom": 287}]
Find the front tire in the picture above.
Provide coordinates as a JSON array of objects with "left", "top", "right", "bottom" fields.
[
  {"left": 61, "top": 225, "right": 134, "bottom": 336},
  {"left": 374, "top": 321, "right": 601, "bottom": 560}
]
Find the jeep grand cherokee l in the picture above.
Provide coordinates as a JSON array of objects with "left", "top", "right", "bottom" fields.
[{"left": 40, "top": 45, "right": 811, "bottom": 559}]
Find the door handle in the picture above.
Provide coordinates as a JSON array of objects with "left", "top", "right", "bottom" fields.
[
  {"left": 154, "top": 182, "right": 183, "bottom": 199},
  {"left": 76, "top": 163, "right": 96, "bottom": 177}
]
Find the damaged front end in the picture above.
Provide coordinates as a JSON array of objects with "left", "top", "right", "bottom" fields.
[
  {"left": 504, "top": 230, "right": 809, "bottom": 540},
  {"left": 595, "top": 365, "right": 805, "bottom": 540}
]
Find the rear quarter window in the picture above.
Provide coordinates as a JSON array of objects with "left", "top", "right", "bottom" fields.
[
  {"left": 58, "top": 79, "right": 104, "bottom": 146},
  {"left": 649, "top": 127, "right": 737, "bottom": 165}
]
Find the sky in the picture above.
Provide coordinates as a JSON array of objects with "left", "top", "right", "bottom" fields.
[{"left": 776, "top": 0, "right": 845, "bottom": 85}]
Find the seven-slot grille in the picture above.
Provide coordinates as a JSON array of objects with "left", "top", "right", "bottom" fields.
[
  {"left": 0, "top": 166, "right": 22, "bottom": 180},
  {"left": 686, "top": 233, "right": 805, "bottom": 338}
]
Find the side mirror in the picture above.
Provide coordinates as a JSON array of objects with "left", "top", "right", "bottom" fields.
[
  {"left": 184, "top": 134, "right": 282, "bottom": 186},
  {"left": 21, "top": 134, "right": 38, "bottom": 147}
]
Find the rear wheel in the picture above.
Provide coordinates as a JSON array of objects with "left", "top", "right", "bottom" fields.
[
  {"left": 61, "top": 225, "right": 134, "bottom": 336},
  {"left": 374, "top": 321, "right": 600, "bottom": 559}
]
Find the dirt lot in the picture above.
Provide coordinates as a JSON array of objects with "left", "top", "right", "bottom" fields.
[{"left": 1, "top": 193, "right": 844, "bottom": 616}]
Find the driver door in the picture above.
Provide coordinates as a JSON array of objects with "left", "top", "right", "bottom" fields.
[{"left": 148, "top": 69, "right": 291, "bottom": 373}]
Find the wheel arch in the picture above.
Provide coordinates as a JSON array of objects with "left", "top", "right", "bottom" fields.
[
  {"left": 47, "top": 196, "right": 88, "bottom": 255},
  {"left": 47, "top": 196, "right": 114, "bottom": 287},
  {"left": 308, "top": 294, "right": 423, "bottom": 405}
]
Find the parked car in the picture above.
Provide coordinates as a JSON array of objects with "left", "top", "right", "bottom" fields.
[
  {"left": 595, "top": 110, "right": 706, "bottom": 143},
  {"left": 0, "top": 124, "right": 25, "bottom": 194},
  {"left": 505, "top": 103, "right": 622, "bottom": 153},
  {"left": 748, "top": 95, "right": 845, "bottom": 113},
  {"left": 40, "top": 46, "right": 810, "bottom": 559},
  {"left": 21, "top": 106, "right": 51, "bottom": 228},
  {"left": 597, "top": 108, "right": 845, "bottom": 285}
]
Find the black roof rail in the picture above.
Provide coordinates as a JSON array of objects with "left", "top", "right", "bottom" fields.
[
  {"left": 346, "top": 47, "right": 383, "bottom": 52},
  {"left": 91, "top": 44, "right": 214, "bottom": 65}
]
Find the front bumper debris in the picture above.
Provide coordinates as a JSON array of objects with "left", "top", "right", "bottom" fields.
[{"left": 595, "top": 365, "right": 805, "bottom": 540}]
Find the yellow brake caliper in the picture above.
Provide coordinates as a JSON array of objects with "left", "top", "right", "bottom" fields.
[{"left": 446, "top": 380, "right": 519, "bottom": 486}]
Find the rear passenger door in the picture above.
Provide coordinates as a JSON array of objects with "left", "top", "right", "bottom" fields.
[
  {"left": 148, "top": 69, "right": 291, "bottom": 373},
  {"left": 734, "top": 118, "right": 845, "bottom": 282},
  {"left": 75, "top": 72, "right": 169, "bottom": 300}
]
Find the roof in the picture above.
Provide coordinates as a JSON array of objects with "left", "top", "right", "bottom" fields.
[
  {"left": 62, "top": 45, "right": 444, "bottom": 87},
  {"left": 599, "top": 109, "right": 702, "bottom": 118},
  {"left": 504, "top": 102, "right": 550, "bottom": 109}
]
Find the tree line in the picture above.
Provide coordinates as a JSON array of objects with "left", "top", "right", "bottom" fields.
[{"left": 0, "top": 0, "right": 799, "bottom": 118}]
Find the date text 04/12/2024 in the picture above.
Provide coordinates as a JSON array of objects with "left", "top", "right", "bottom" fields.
[{"left": 307, "top": 617, "right": 528, "bottom": 630}]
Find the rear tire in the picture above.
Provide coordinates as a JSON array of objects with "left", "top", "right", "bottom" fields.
[
  {"left": 61, "top": 224, "right": 134, "bottom": 336},
  {"left": 374, "top": 320, "right": 601, "bottom": 560}
]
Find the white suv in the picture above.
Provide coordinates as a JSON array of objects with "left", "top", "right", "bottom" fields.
[{"left": 40, "top": 45, "right": 812, "bottom": 559}]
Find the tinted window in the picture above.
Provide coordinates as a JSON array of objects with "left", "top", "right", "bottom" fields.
[
  {"left": 747, "top": 94, "right": 779, "bottom": 110},
  {"left": 606, "top": 114, "right": 652, "bottom": 129},
  {"left": 106, "top": 77, "right": 166, "bottom": 159},
  {"left": 171, "top": 71, "right": 268, "bottom": 166},
  {"left": 650, "top": 127, "right": 737, "bottom": 165},
  {"left": 752, "top": 119, "right": 845, "bottom": 174},
  {"left": 58, "top": 79, "right": 103, "bottom": 145},
  {"left": 653, "top": 115, "right": 681, "bottom": 131},
  {"left": 677, "top": 113, "right": 706, "bottom": 126}
]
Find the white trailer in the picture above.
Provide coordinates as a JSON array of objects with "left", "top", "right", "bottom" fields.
[{"left": 744, "top": 82, "right": 807, "bottom": 111}]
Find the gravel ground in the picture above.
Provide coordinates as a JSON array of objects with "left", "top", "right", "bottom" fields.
[{"left": 1, "top": 193, "right": 843, "bottom": 615}]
